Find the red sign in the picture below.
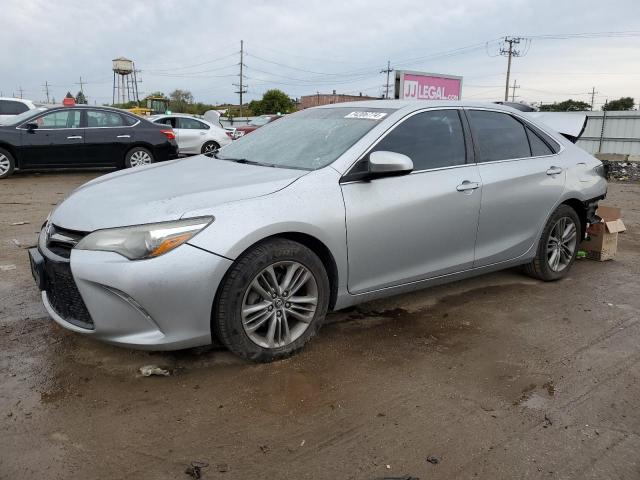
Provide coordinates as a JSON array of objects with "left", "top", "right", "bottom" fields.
[{"left": 62, "top": 97, "right": 76, "bottom": 106}]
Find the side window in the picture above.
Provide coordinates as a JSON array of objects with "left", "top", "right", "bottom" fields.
[
  {"left": 155, "top": 117, "right": 175, "bottom": 128},
  {"left": 35, "top": 110, "right": 81, "bottom": 129},
  {"left": 86, "top": 110, "right": 125, "bottom": 128},
  {"left": 122, "top": 115, "right": 137, "bottom": 126},
  {"left": 0, "top": 100, "right": 29, "bottom": 115},
  {"left": 526, "top": 127, "right": 554, "bottom": 156},
  {"left": 370, "top": 110, "right": 466, "bottom": 170},
  {"left": 467, "top": 110, "right": 531, "bottom": 162},
  {"left": 177, "top": 117, "right": 208, "bottom": 130}
]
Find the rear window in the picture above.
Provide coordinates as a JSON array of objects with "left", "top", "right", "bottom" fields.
[
  {"left": 0, "top": 100, "right": 29, "bottom": 115},
  {"left": 468, "top": 110, "right": 531, "bottom": 162}
]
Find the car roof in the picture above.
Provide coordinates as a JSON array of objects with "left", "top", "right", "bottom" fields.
[
  {"left": 315, "top": 99, "right": 519, "bottom": 114},
  {"left": 0, "top": 97, "right": 35, "bottom": 105}
]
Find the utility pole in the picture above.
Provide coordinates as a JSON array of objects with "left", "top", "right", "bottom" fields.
[
  {"left": 380, "top": 60, "right": 393, "bottom": 99},
  {"left": 510, "top": 79, "right": 520, "bottom": 102},
  {"left": 233, "top": 40, "right": 247, "bottom": 118},
  {"left": 589, "top": 86, "right": 598, "bottom": 111},
  {"left": 17, "top": 86, "right": 24, "bottom": 99},
  {"left": 499, "top": 37, "right": 524, "bottom": 102},
  {"left": 42, "top": 81, "right": 51, "bottom": 103},
  {"left": 77, "top": 76, "right": 85, "bottom": 93}
]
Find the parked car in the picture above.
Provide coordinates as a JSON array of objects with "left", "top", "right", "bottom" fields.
[
  {"left": 0, "top": 105, "right": 178, "bottom": 179},
  {"left": 29, "top": 100, "right": 606, "bottom": 362},
  {"left": 232, "top": 114, "right": 282, "bottom": 138},
  {"left": 0, "top": 97, "right": 38, "bottom": 124},
  {"left": 150, "top": 114, "right": 231, "bottom": 155}
]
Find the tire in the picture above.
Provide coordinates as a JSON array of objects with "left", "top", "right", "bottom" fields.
[
  {"left": 201, "top": 141, "right": 220, "bottom": 155},
  {"left": 125, "top": 147, "right": 154, "bottom": 168},
  {"left": 213, "top": 238, "right": 330, "bottom": 362},
  {"left": 524, "top": 204, "right": 582, "bottom": 281},
  {"left": 0, "top": 148, "right": 15, "bottom": 179}
]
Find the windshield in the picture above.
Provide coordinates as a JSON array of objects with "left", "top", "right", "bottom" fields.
[
  {"left": 1, "top": 107, "right": 48, "bottom": 126},
  {"left": 249, "top": 115, "right": 273, "bottom": 126},
  {"left": 218, "top": 107, "right": 394, "bottom": 170}
]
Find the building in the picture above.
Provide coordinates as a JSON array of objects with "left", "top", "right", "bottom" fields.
[{"left": 298, "top": 90, "right": 379, "bottom": 110}]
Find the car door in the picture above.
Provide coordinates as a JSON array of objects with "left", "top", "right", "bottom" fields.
[
  {"left": 340, "top": 109, "right": 482, "bottom": 294},
  {"left": 466, "top": 109, "right": 566, "bottom": 267},
  {"left": 175, "top": 117, "right": 208, "bottom": 154},
  {"left": 83, "top": 109, "right": 137, "bottom": 166},
  {"left": 19, "top": 109, "right": 83, "bottom": 167}
]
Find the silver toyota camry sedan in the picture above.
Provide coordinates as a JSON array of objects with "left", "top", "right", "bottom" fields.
[{"left": 29, "top": 100, "right": 607, "bottom": 362}]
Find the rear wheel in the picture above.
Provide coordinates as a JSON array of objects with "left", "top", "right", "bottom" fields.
[
  {"left": 0, "top": 148, "right": 15, "bottom": 179},
  {"left": 201, "top": 141, "right": 220, "bottom": 156},
  {"left": 524, "top": 205, "right": 581, "bottom": 281},
  {"left": 213, "top": 238, "right": 330, "bottom": 362},
  {"left": 125, "top": 147, "right": 154, "bottom": 168}
]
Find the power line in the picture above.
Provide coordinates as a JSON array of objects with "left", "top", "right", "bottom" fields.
[
  {"left": 232, "top": 40, "right": 247, "bottom": 117},
  {"left": 510, "top": 79, "right": 520, "bottom": 102},
  {"left": 381, "top": 61, "right": 393, "bottom": 99},
  {"left": 499, "top": 36, "right": 528, "bottom": 101},
  {"left": 42, "top": 81, "right": 50, "bottom": 103}
]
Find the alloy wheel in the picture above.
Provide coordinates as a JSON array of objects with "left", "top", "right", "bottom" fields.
[
  {"left": 203, "top": 142, "right": 219, "bottom": 154},
  {"left": 241, "top": 261, "right": 318, "bottom": 349},
  {"left": 129, "top": 150, "right": 152, "bottom": 167},
  {"left": 547, "top": 216, "right": 577, "bottom": 272},
  {"left": 0, "top": 153, "right": 10, "bottom": 176}
]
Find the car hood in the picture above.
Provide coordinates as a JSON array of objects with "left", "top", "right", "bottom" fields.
[{"left": 50, "top": 156, "right": 306, "bottom": 231}]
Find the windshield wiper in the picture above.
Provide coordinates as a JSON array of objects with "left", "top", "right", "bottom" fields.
[{"left": 218, "top": 157, "right": 276, "bottom": 167}]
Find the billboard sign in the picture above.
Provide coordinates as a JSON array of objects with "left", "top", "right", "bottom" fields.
[{"left": 395, "top": 70, "right": 463, "bottom": 101}]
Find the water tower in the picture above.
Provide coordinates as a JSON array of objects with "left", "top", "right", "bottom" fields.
[{"left": 112, "top": 57, "right": 139, "bottom": 104}]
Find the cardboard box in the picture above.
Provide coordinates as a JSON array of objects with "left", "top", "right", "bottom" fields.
[{"left": 581, "top": 206, "right": 626, "bottom": 261}]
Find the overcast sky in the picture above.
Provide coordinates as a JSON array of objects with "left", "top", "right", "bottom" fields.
[{"left": 2, "top": 0, "right": 639, "bottom": 108}]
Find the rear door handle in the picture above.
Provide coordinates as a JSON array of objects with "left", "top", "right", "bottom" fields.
[
  {"left": 546, "top": 166, "right": 563, "bottom": 175},
  {"left": 456, "top": 181, "right": 480, "bottom": 192},
  {"left": 116, "top": 134, "right": 131, "bottom": 138},
  {"left": 66, "top": 135, "right": 82, "bottom": 139}
]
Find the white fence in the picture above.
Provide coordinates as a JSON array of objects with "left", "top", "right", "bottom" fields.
[{"left": 577, "top": 111, "right": 640, "bottom": 155}]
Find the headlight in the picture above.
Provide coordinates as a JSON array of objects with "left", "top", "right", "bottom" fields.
[
  {"left": 76, "top": 217, "right": 213, "bottom": 260},
  {"left": 593, "top": 164, "right": 606, "bottom": 178}
]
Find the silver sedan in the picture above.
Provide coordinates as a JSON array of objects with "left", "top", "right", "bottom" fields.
[{"left": 30, "top": 100, "right": 607, "bottom": 362}]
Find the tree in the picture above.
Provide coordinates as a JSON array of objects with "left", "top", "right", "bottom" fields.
[
  {"left": 168, "top": 89, "right": 194, "bottom": 113},
  {"left": 539, "top": 99, "right": 591, "bottom": 112},
  {"left": 75, "top": 91, "right": 87, "bottom": 104},
  {"left": 250, "top": 89, "right": 294, "bottom": 115},
  {"left": 603, "top": 97, "right": 634, "bottom": 111}
]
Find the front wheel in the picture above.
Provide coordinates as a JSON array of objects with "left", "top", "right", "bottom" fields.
[
  {"left": 524, "top": 205, "right": 581, "bottom": 281},
  {"left": 125, "top": 147, "right": 154, "bottom": 168},
  {"left": 213, "top": 238, "right": 330, "bottom": 362}
]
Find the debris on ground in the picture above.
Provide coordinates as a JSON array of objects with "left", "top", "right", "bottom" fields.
[
  {"left": 259, "top": 444, "right": 270, "bottom": 454},
  {"left": 139, "top": 365, "right": 171, "bottom": 377},
  {"left": 1, "top": 264, "right": 17, "bottom": 271},
  {"left": 377, "top": 476, "right": 419, "bottom": 480},
  {"left": 544, "top": 414, "right": 553, "bottom": 427},
  {"left": 184, "top": 461, "right": 208, "bottom": 479},
  {"left": 216, "top": 463, "right": 229, "bottom": 473},
  {"left": 9, "top": 221, "right": 29, "bottom": 226},
  {"left": 426, "top": 456, "right": 440, "bottom": 465}
]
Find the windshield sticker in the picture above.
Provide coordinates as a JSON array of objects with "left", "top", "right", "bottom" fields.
[{"left": 344, "top": 111, "right": 388, "bottom": 120}]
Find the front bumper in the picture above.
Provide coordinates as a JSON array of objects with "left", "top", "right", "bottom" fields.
[{"left": 33, "top": 241, "right": 232, "bottom": 350}]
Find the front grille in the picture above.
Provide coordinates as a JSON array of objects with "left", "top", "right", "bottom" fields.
[
  {"left": 44, "top": 259, "right": 94, "bottom": 329},
  {"left": 46, "top": 224, "right": 86, "bottom": 259}
]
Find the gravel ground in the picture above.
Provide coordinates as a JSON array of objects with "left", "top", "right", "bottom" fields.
[{"left": 1, "top": 172, "right": 639, "bottom": 480}]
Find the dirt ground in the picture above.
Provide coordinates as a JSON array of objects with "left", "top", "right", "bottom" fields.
[{"left": 1, "top": 172, "right": 639, "bottom": 480}]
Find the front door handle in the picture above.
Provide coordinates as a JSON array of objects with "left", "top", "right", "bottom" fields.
[
  {"left": 546, "top": 166, "right": 563, "bottom": 175},
  {"left": 116, "top": 134, "right": 131, "bottom": 139},
  {"left": 456, "top": 181, "right": 480, "bottom": 192},
  {"left": 66, "top": 135, "right": 82, "bottom": 139}
]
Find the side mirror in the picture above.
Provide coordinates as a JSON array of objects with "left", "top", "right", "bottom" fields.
[
  {"left": 368, "top": 151, "right": 413, "bottom": 178},
  {"left": 24, "top": 123, "right": 38, "bottom": 131}
]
